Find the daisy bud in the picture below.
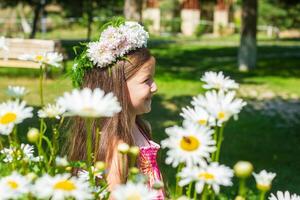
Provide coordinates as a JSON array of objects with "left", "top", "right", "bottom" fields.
[
  {"left": 26, "top": 172, "right": 38, "bottom": 181},
  {"left": 152, "top": 180, "right": 164, "bottom": 190},
  {"left": 55, "top": 156, "right": 69, "bottom": 167},
  {"left": 118, "top": 143, "right": 129, "bottom": 154},
  {"left": 95, "top": 161, "right": 106, "bottom": 171},
  {"left": 177, "top": 196, "right": 190, "bottom": 200},
  {"left": 27, "top": 128, "right": 40, "bottom": 143},
  {"left": 65, "top": 166, "right": 72, "bottom": 171},
  {"left": 253, "top": 170, "right": 276, "bottom": 192},
  {"left": 129, "top": 167, "right": 139, "bottom": 175},
  {"left": 234, "top": 161, "right": 253, "bottom": 178},
  {"left": 235, "top": 196, "right": 245, "bottom": 200},
  {"left": 129, "top": 146, "right": 139, "bottom": 156}
]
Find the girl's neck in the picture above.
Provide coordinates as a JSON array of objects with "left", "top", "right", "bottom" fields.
[{"left": 132, "top": 121, "right": 150, "bottom": 147}]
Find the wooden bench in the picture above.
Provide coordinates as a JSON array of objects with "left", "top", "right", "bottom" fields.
[{"left": 0, "top": 38, "right": 65, "bottom": 70}]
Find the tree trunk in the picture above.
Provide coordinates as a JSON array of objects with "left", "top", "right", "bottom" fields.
[
  {"left": 17, "top": 3, "right": 32, "bottom": 34},
  {"left": 124, "top": 0, "right": 143, "bottom": 22},
  {"left": 86, "top": 0, "right": 93, "bottom": 40},
  {"left": 30, "top": 3, "right": 43, "bottom": 39},
  {"left": 238, "top": 0, "right": 258, "bottom": 71}
]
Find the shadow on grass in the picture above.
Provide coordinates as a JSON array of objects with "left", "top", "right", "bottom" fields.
[
  {"left": 153, "top": 45, "right": 300, "bottom": 82},
  {"left": 1, "top": 39, "right": 299, "bottom": 82}
]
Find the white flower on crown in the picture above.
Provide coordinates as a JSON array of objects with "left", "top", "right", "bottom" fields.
[{"left": 87, "top": 21, "right": 149, "bottom": 68}]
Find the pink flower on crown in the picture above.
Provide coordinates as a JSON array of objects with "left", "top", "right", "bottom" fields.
[{"left": 87, "top": 21, "right": 149, "bottom": 68}]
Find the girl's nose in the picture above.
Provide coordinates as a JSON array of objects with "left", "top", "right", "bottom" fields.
[{"left": 151, "top": 81, "right": 158, "bottom": 93}]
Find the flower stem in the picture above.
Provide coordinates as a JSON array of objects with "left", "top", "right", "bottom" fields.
[
  {"left": 39, "top": 64, "right": 44, "bottom": 106},
  {"left": 85, "top": 118, "right": 94, "bottom": 185},
  {"left": 175, "top": 163, "right": 184, "bottom": 197},
  {"left": 238, "top": 178, "right": 247, "bottom": 197},
  {"left": 201, "top": 184, "right": 209, "bottom": 200},
  {"left": 215, "top": 125, "right": 224, "bottom": 162},
  {"left": 212, "top": 126, "right": 218, "bottom": 161},
  {"left": 12, "top": 126, "right": 19, "bottom": 145},
  {"left": 186, "top": 182, "right": 193, "bottom": 198},
  {"left": 37, "top": 118, "right": 48, "bottom": 172},
  {"left": 193, "top": 185, "right": 197, "bottom": 200},
  {"left": 94, "top": 127, "right": 100, "bottom": 163},
  {"left": 259, "top": 191, "right": 266, "bottom": 200}
]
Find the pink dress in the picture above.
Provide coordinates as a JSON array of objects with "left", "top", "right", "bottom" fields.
[{"left": 138, "top": 140, "right": 165, "bottom": 200}]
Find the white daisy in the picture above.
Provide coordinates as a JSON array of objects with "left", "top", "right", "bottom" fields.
[
  {"left": 32, "top": 173, "right": 93, "bottom": 200},
  {"left": 201, "top": 71, "right": 239, "bottom": 91},
  {"left": 0, "top": 123, "right": 14, "bottom": 135},
  {"left": 192, "top": 90, "right": 246, "bottom": 126},
  {"left": 161, "top": 121, "right": 216, "bottom": 168},
  {"left": 38, "top": 103, "right": 65, "bottom": 119},
  {"left": 0, "top": 36, "right": 9, "bottom": 51},
  {"left": 57, "top": 88, "right": 121, "bottom": 118},
  {"left": 269, "top": 191, "right": 300, "bottom": 200},
  {"left": 0, "top": 100, "right": 33, "bottom": 135},
  {"left": 0, "top": 100, "right": 33, "bottom": 124},
  {"left": 179, "top": 162, "right": 233, "bottom": 194},
  {"left": 180, "top": 106, "right": 215, "bottom": 127},
  {"left": 0, "top": 171, "right": 31, "bottom": 199},
  {"left": 45, "top": 52, "right": 63, "bottom": 67},
  {"left": 55, "top": 156, "right": 69, "bottom": 167},
  {"left": 1, "top": 143, "right": 35, "bottom": 163},
  {"left": 78, "top": 167, "right": 103, "bottom": 182},
  {"left": 253, "top": 170, "right": 276, "bottom": 191},
  {"left": 18, "top": 52, "right": 63, "bottom": 67},
  {"left": 112, "top": 182, "right": 157, "bottom": 200},
  {"left": 6, "top": 85, "right": 29, "bottom": 99}
]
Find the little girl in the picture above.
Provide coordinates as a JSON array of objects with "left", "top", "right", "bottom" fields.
[{"left": 66, "top": 20, "right": 165, "bottom": 199}]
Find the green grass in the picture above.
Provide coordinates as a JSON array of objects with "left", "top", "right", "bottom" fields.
[{"left": 0, "top": 37, "right": 300, "bottom": 197}]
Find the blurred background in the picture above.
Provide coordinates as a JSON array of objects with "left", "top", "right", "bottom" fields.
[{"left": 0, "top": 0, "right": 300, "bottom": 196}]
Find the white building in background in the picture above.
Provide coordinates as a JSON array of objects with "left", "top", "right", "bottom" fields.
[
  {"left": 142, "top": 0, "right": 161, "bottom": 34},
  {"left": 180, "top": 0, "right": 200, "bottom": 36},
  {"left": 213, "top": 0, "right": 233, "bottom": 36}
]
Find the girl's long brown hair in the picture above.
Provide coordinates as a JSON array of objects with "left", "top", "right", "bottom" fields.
[{"left": 66, "top": 48, "right": 152, "bottom": 179}]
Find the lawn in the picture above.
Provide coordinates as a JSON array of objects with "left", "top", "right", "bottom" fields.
[{"left": 0, "top": 36, "right": 300, "bottom": 197}]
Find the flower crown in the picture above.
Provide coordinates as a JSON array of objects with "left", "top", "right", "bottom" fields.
[{"left": 71, "top": 18, "right": 149, "bottom": 87}]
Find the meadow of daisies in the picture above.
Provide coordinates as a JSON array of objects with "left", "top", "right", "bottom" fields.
[{"left": 0, "top": 48, "right": 299, "bottom": 199}]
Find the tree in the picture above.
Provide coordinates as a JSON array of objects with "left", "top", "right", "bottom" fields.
[
  {"left": 238, "top": 0, "right": 258, "bottom": 71},
  {"left": 124, "top": 0, "right": 143, "bottom": 22},
  {"left": 29, "top": 0, "right": 47, "bottom": 38},
  {"left": 1, "top": 0, "right": 49, "bottom": 38}
]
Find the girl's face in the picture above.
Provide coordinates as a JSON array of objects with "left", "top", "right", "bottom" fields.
[{"left": 127, "top": 56, "right": 157, "bottom": 116}]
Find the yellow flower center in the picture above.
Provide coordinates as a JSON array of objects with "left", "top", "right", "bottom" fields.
[
  {"left": 198, "top": 172, "right": 215, "bottom": 180},
  {"left": 126, "top": 192, "right": 142, "bottom": 200},
  {"left": 0, "top": 112, "right": 17, "bottom": 124},
  {"left": 54, "top": 180, "right": 76, "bottom": 191},
  {"left": 217, "top": 111, "right": 225, "bottom": 120},
  {"left": 180, "top": 136, "right": 200, "bottom": 151},
  {"left": 198, "top": 119, "right": 207, "bottom": 125},
  {"left": 215, "top": 83, "right": 222, "bottom": 89},
  {"left": 257, "top": 184, "right": 271, "bottom": 192},
  {"left": 35, "top": 55, "right": 44, "bottom": 62},
  {"left": 82, "top": 107, "right": 96, "bottom": 114},
  {"left": 8, "top": 180, "right": 19, "bottom": 189}
]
